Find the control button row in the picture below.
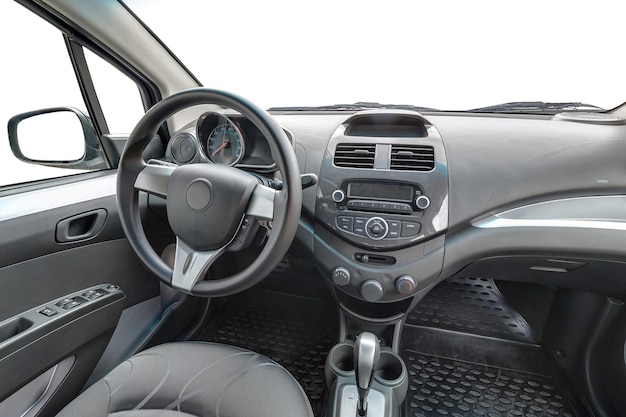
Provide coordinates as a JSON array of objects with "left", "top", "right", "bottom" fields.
[
  {"left": 346, "top": 200, "right": 413, "bottom": 214},
  {"left": 38, "top": 285, "right": 119, "bottom": 318},
  {"left": 336, "top": 216, "right": 420, "bottom": 238}
]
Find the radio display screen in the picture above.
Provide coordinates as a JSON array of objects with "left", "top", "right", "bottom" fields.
[{"left": 347, "top": 182, "right": 414, "bottom": 202}]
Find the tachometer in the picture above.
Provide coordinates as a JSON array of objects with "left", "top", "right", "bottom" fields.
[{"left": 206, "top": 121, "right": 245, "bottom": 166}]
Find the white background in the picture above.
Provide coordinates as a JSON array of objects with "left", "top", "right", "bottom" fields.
[
  {"left": 0, "top": 0, "right": 624, "bottom": 186},
  {"left": 128, "top": 0, "right": 625, "bottom": 110}
]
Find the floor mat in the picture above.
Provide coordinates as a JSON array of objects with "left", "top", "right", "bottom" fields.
[
  {"left": 405, "top": 350, "right": 575, "bottom": 417},
  {"left": 198, "top": 289, "right": 338, "bottom": 417},
  {"left": 405, "top": 277, "right": 536, "bottom": 343},
  {"left": 400, "top": 327, "right": 587, "bottom": 417}
]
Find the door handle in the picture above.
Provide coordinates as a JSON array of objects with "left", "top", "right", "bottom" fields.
[{"left": 55, "top": 209, "right": 107, "bottom": 243}]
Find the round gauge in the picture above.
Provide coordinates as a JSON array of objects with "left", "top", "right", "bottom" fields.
[{"left": 206, "top": 121, "right": 245, "bottom": 166}]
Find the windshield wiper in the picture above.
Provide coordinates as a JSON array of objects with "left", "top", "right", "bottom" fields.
[
  {"left": 269, "top": 102, "right": 438, "bottom": 112},
  {"left": 470, "top": 101, "right": 605, "bottom": 114}
]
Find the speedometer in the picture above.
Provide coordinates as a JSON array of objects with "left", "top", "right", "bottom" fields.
[{"left": 206, "top": 122, "right": 245, "bottom": 166}]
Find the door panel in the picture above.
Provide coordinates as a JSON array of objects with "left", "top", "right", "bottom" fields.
[{"left": 0, "top": 172, "right": 163, "bottom": 414}]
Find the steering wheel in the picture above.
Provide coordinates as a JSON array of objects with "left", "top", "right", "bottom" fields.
[{"left": 117, "top": 88, "right": 302, "bottom": 297}]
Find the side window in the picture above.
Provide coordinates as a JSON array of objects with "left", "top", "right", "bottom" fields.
[
  {"left": 84, "top": 49, "right": 145, "bottom": 134},
  {"left": 0, "top": 2, "right": 145, "bottom": 187}
]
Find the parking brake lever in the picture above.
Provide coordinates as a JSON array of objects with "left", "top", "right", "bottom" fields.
[{"left": 354, "top": 332, "right": 380, "bottom": 416}]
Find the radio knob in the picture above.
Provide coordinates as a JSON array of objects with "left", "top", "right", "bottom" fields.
[
  {"left": 332, "top": 266, "right": 351, "bottom": 286},
  {"left": 361, "top": 279, "right": 384, "bottom": 302},
  {"left": 395, "top": 274, "right": 416, "bottom": 295},
  {"left": 365, "top": 217, "right": 389, "bottom": 240},
  {"left": 332, "top": 189, "right": 346, "bottom": 203},
  {"left": 415, "top": 195, "right": 431, "bottom": 210}
]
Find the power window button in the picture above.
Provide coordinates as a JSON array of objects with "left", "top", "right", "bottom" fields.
[
  {"left": 39, "top": 308, "right": 58, "bottom": 317},
  {"left": 63, "top": 301, "right": 81, "bottom": 310}
]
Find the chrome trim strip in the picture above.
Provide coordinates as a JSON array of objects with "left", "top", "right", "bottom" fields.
[
  {"left": 0, "top": 174, "right": 117, "bottom": 222},
  {"left": 473, "top": 195, "right": 626, "bottom": 230},
  {"left": 475, "top": 217, "right": 626, "bottom": 231}
]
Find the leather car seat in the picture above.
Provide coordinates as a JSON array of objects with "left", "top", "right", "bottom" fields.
[{"left": 56, "top": 342, "right": 314, "bottom": 417}]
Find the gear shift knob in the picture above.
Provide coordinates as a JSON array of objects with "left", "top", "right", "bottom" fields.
[{"left": 354, "top": 332, "right": 380, "bottom": 416}]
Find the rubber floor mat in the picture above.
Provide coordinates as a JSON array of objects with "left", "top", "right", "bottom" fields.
[
  {"left": 201, "top": 290, "right": 338, "bottom": 417},
  {"left": 406, "top": 277, "right": 536, "bottom": 343},
  {"left": 405, "top": 350, "right": 577, "bottom": 417}
]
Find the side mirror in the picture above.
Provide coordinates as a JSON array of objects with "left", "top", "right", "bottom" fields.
[{"left": 8, "top": 107, "right": 108, "bottom": 170}]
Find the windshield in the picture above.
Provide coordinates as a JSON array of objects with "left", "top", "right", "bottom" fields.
[{"left": 126, "top": 0, "right": 623, "bottom": 112}]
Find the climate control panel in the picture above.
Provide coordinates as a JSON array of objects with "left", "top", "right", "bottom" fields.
[{"left": 332, "top": 265, "right": 420, "bottom": 301}]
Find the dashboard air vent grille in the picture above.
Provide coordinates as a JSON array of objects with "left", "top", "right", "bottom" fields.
[
  {"left": 334, "top": 143, "right": 376, "bottom": 169},
  {"left": 390, "top": 145, "right": 435, "bottom": 171}
]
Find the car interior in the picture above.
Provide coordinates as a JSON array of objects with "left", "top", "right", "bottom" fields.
[{"left": 1, "top": 1, "right": 625, "bottom": 417}]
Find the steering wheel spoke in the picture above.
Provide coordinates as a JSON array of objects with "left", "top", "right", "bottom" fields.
[
  {"left": 246, "top": 183, "right": 277, "bottom": 220},
  {"left": 135, "top": 164, "right": 175, "bottom": 197},
  {"left": 171, "top": 238, "right": 225, "bottom": 293}
]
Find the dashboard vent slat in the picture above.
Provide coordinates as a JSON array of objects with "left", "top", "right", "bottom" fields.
[
  {"left": 334, "top": 143, "right": 376, "bottom": 169},
  {"left": 390, "top": 145, "right": 435, "bottom": 171}
]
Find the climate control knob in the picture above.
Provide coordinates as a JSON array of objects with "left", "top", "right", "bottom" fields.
[
  {"left": 332, "top": 266, "right": 351, "bottom": 286},
  {"left": 332, "top": 189, "right": 346, "bottom": 203},
  {"left": 395, "top": 275, "right": 416, "bottom": 295},
  {"left": 415, "top": 195, "right": 431, "bottom": 210},
  {"left": 361, "top": 279, "right": 384, "bottom": 302}
]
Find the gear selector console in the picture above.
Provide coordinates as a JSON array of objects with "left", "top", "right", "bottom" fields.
[{"left": 325, "top": 332, "right": 408, "bottom": 417}]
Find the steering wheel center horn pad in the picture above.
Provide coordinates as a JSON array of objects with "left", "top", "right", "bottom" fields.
[{"left": 167, "top": 163, "right": 258, "bottom": 250}]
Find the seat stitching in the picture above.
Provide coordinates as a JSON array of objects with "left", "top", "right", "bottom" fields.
[
  {"left": 215, "top": 361, "right": 283, "bottom": 417},
  {"left": 103, "top": 377, "right": 113, "bottom": 414},
  {"left": 108, "top": 359, "right": 134, "bottom": 397},
  {"left": 161, "top": 351, "right": 259, "bottom": 412},
  {"left": 132, "top": 353, "right": 173, "bottom": 410}
]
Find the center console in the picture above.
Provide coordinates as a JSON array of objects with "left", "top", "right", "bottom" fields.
[
  {"left": 314, "top": 111, "right": 449, "bottom": 304},
  {"left": 314, "top": 112, "right": 449, "bottom": 416}
]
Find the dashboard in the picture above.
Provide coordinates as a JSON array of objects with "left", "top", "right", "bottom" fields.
[{"left": 163, "top": 108, "right": 626, "bottom": 313}]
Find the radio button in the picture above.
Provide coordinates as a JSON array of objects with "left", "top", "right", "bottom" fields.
[
  {"left": 415, "top": 195, "right": 431, "bottom": 210},
  {"left": 400, "top": 204, "right": 413, "bottom": 213},
  {"left": 387, "top": 220, "right": 401, "bottom": 238},
  {"left": 364, "top": 201, "right": 378, "bottom": 209},
  {"left": 401, "top": 221, "right": 421, "bottom": 237},
  {"left": 332, "top": 189, "right": 346, "bottom": 203},
  {"left": 347, "top": 200, "right": 364, "bottom": 209},
  {"left": 337, "top": 216, "right": 354, "bottom": 232},
  {"left": 354, "top": 217, "right": 368, "bottom": 235},
  {"left": 365, "top": 217, "right": 389, "bottom": 240}
]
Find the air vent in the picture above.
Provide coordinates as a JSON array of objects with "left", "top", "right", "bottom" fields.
[
  {"left": 390, "top": 145, "right": 434, "bottom": 171},
  {"left": 334, "top": 143, "right": 376, "bottom": 169}
]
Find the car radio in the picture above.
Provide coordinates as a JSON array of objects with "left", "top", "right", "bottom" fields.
[
  {"left": 331, "top": 180, "right": 430, "bottom": 214},
  {"left": 316, "top": 180, "right": 432, "bottom": 250}
]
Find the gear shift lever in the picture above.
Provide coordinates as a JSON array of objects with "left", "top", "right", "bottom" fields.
[{"left": 353, "top": 332, "right": 380, "bottom": 416}]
